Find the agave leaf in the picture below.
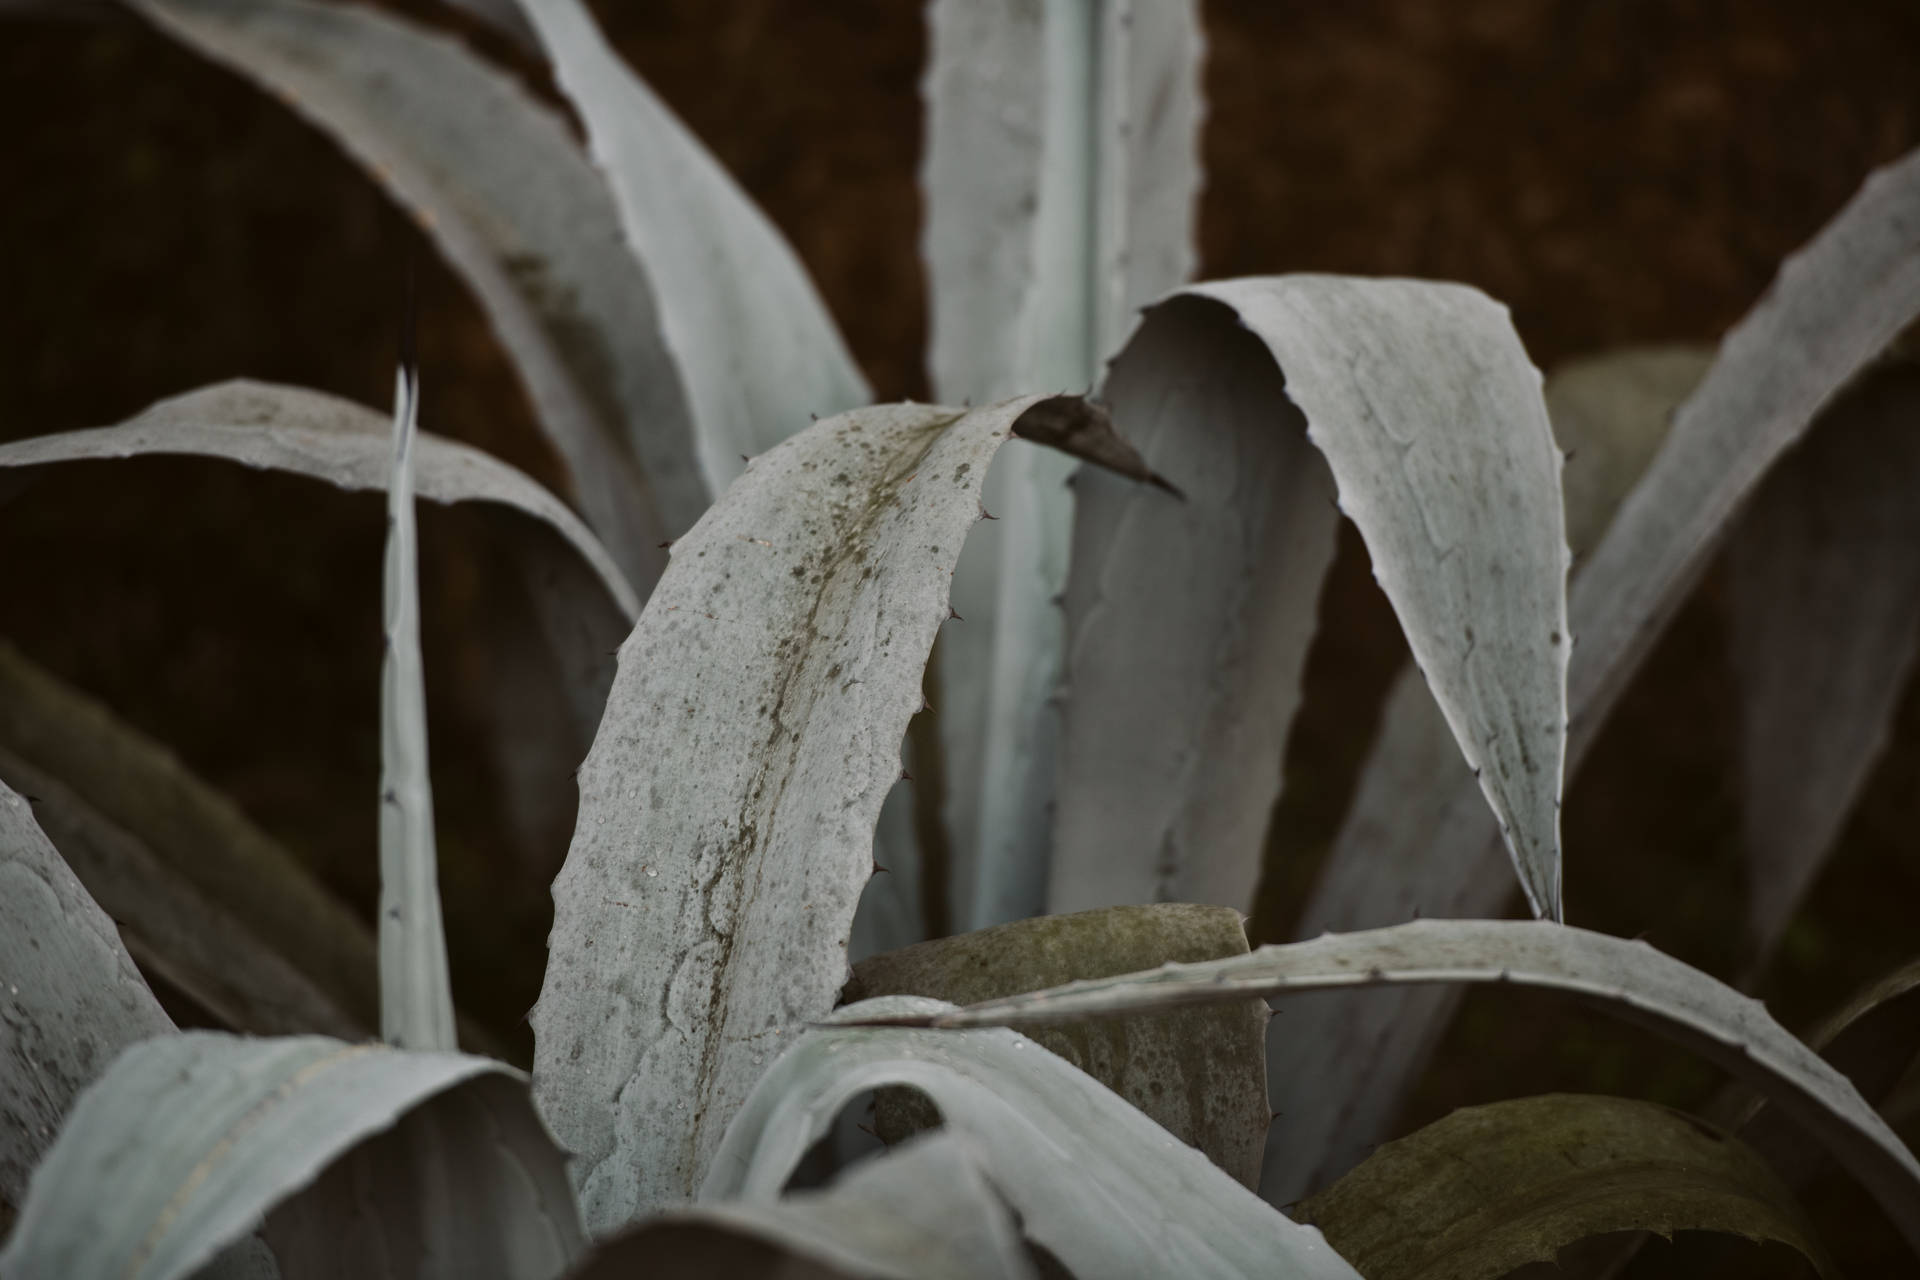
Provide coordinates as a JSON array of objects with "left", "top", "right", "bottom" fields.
[
  {"left": 0, "top": 641, "right": 379, "bottom": 1037},
  {"left": 1726, "top": 361, "right": 1920, "bottom": 959},
  {"left": 1296, "top": 1093, "right": 1832, "bottom": 1279},
  {"left": 0, "top": 778, "right": 172, "bottom": 1210},
  {"left": 377, "top": 356, "right": 454, "bottom": 1052},
  {"left": 1271, "top": 346, "right": 1708, "bottom": 1202},
  {"left": 0, "top": 1032, "right": 584, "bottom": 1280},
  {"left": 1052, "top": 277, "right": 1569, "bottom": 920},
  {"left": 0, "top": 744, "right": 361, "bottom": 1041},
  {"left": 510, "top": 0, "right": 870, "bottom": 497},
  {"left": 0, "top": 380, "right": 638, "bottom": 621},
  {"left": 841, "top": 903, "right": 1267, "bottom": 1187},
  {"left": 705, "top": 996, "right": 1363, "bottom": 1280},
  {"left": 124, "top": 0, "right": 679, "bottom": 583},
  {"left": 925, "top": 0, "right": 1203, "bottom": 931},
  {"left": 1280, "top": 147, "right": 1920, "bottom": 1208},
  {"left": 868, "top": 918, "right": 1920, "bottom": 1252},
  {"left": 571, "top": 1132, "right": 1036, "bottom": 1280},
  {"left": 529, "top": 395, "right": 1162, "bottom": 1228}
]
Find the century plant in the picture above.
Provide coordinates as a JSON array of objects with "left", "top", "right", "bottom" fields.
[{"left": 1, "top": 0, "right": 1918, "bottom": 1276}]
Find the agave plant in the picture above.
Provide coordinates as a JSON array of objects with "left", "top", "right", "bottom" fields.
[{"left": 3, "top": 0, "right": 1919, "bottom": 1276}]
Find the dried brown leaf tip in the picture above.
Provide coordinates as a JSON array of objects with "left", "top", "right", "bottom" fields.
[{"left": 1009, "top": 395, "right": 1183, "bottom": 498}]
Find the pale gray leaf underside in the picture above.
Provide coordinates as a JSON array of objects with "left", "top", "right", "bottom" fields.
[
  {"left": 531, "top": 396, "right": 1128, "bottom": 1229},
  {"left": 705, "top": 996, "right": 1362, "bottom": 1280},
  {"left": 128, "top": 0, "right": 683, "bottom": 583},
  {"left": 1051, "top": 277, "right": 1569, "bottom": 921},
  {"left": 1, "top": 1033, "right": 583, "bottom": 1280}
]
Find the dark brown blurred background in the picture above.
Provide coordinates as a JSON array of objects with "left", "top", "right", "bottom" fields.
[{"left": 4, "top": 2, "right": 1918, "bottom": 1273}]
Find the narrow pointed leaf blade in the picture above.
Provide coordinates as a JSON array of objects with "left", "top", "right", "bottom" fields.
[
  {"left": 881, "top": 919, "right": 1920, "bottom": 1252},
  {"left": 843, "top": 903, "right": 1268, "bottom": 1187},
  {"left": 0, "top": 778, "right": 172, "bottom": 1209},
  {"left": 512, "top": 0, "right": 870, "bottom": 496},
  {"left": 572, "top": 1132, "right": 1037, "bottom": 1280},
  {"left": 1053, "top": 278, "right": 1568, "bottom": 918},
  {"left": 1278, "top": 147, "right": 1920, "bottom": 1208},
  {"left": 1273, "top": 345, "right": 1707, "bottom": 1202},
  {"left": 377, "top": 358, "right": 455, "bottom": 1052},
  {"left": 1726, "top": 361, "right": 1920, "bottom": 956},
  {"left": 128, "top": 0, "right": 680, "bottom": 580},
  {"left": 0, "top": 1033, "right": 584, "bottom": 1280},
  {"left": 704, "top": 997, "right": 1363, "bottom": 1280},
  {"left": 530, "top": 395, "right": 1146, "bottom": 1227},
  {"left": 1297, "top": 1093, "right": 1833, "bottom": 1279}
]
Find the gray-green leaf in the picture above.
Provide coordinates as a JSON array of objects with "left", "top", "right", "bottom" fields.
[
  {"left": 705, "top": 996, "right": 1362, "bottom": 1280},
  {"left": 511, "top": 0, "right": 870, "bottom": 498},
  {"left": 0, "top": 1032, "right": 584, "bottom": 1280},
  {"left": 571, "top": 1132, "right": 1036, "bottom": 1280},
  {"left": 1051, "top": 278, "right": 1568, "bottom": 920},
  {"left": 870, "top": 918, "right": 1920, "bottom": 1253},
  {"left": 529, "top": 396, "right": 1151, "bottom": 1228},
  {"left": 1273, "top": 344, "right": 1707, "bottom": 1203},
  {"left": 125, "top": 0, "right": 681, "bottom": 581}
]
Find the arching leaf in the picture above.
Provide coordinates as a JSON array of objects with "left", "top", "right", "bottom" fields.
[
  {"left": 704, "top": 997, "right": 1363, "bottom": 1280},
  {"left": 126, "top": 0, "right": 681, "bottom": 582},
  {"left": 571, "top": 1132, "right": 1036, "bottom": 1280},
  {"left": 1274, "top": 345, "right": 1707, "bottom": 1202},
  {"left": 1281, "top": 145, "right": 1920, "bottom": 1210},
  {"left": 510, "top": 0, "right": 870, "bottom": 497},
  {"left": 863, "top": 918, "right": 1920, "bottom": 1254},
  {"left": 529, "top": 395, "right": 1155, "bottom": 1229},
  {"left": 0, "top": 1033, "right": 584, "bottom": 1280},
  {"left": 1051, "top": 278, "right": 1568, "bottom": 919}
]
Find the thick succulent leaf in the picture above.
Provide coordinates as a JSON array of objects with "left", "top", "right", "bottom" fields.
[
  {"left": 1052, "top": 278, "right": 1568, "bottom": 918},
  {"left": 571, "top": 1132, "right": 1036, "bottom": 1280},
  {"left": 0, "top": 641, "right": 377, "bottom": 1039},
  {"left": 377, "top": 359, "right": 455, "bottom": 1052},
  {"left": 511, "top": 0, "right": 869, "bottom": 498},
  {"left": 1274, "top": 148, "right": 1920, "bottom": 1209},
  {"left": 125, "top": 0, "right": 679, "bottom": 581},
  {"left": 0, "top": 1032, "right": 584, "bottom": 1280},
  {"left": 928, "top": 0, "right": 1204, "bottom": 931},
  {"left": 530, "top": 396, "right": 1153, "bottom": 1228},
  {"left": 705, "top": 996, "right": 1362, "bottom": 1280},
  {"left": 1297, "top": 1093, "right": 1832, "bottom": 1279},
  {"left": 1273, "top": 346, "right": 1707, "bottom": 1201},
  {"left": 870, "top": 918, "right": 1920, "bottom": 1252},
  {"left": 1726, "top": 362, "right": 1920, "bottom": 957},
  {"left": 0, "top": 380, "right": 638, "bottom": 621},
  {"left": 841, "top": 903, "right": 1267, "bottom": 1188},
  {"left": 0, "top": 778, "right": 172, "bottom": 1210}
]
